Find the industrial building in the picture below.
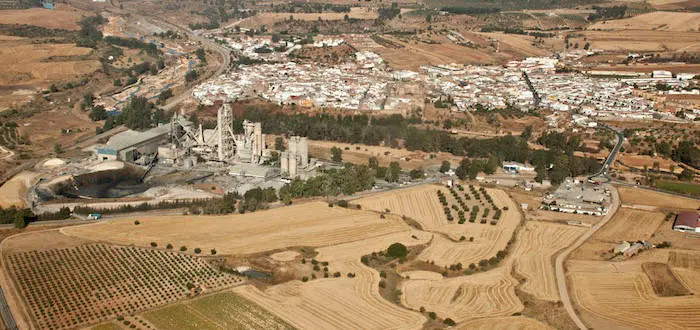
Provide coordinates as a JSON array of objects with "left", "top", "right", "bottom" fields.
[
  {"left": 541, "top": 178, "right": 611, "bottom": 216},
  {"left": 95, "top": 103, "right": 314, "bottom": 182},
  {"left": 673, "top": 212, "right": 700, "bottom": 233},
  {"left": 96, "top": 125, "right": 171, "bottom": 164}
]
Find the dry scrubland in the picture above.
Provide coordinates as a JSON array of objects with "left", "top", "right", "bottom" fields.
[
  {"left": 0, "top": 6, "right": 85, "bottom": 30},
  {"left": 575, "top": 30, "right": 700, "bottom": 52},
  {"left": 61, "top": 201, "right": 409, "bottom": 255},
  {"left": 589, "top": 11, "right": 700, "bottom": 32},
  {"left": 0, "top": 42, "right": 100, "bottom": 87},
  {"left": 239, "top": 7, "right": 377, "bottom": 28}
]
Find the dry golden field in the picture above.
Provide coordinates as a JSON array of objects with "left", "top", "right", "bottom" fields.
[
  {"left": 61, "top": 201, "right": 410, "bottom": 255},
  {"left": 233, "top": 230, "right": 431, "bottom": 329},
  {"left": 511, "top": 222, "right": 585, "bottom": 301},
  {"left": 616, "top": 186, "right": 700, "bottom": 211},
  {"left": 455, "top": 316, "right": 554, "bottom": 330},
  {"left": 355, "top": 184, "right": 449, "bottom": 230},
  {"left": 589, "top": 11, "right": 700, "bottom": 32},
  {"left": 418, "top": 189, "right": 521, "bottom": 267},
  {"left": 0, "top": 6, "right": 85, "bottom": 30},
  {"left": 569, "top": 251, "right": 700, "bottom": 330},
  {"left": 574, "top": 30, "right": 700, "bottom": 52},
  {"left": 0, "top": 41, "right": 100, "bottom": 87},
  {"left": 400, "top": 267, "right": 523, "bottom": 323},
  {"left": 594, "top": 208, "right": 665, "bottom": 242}
]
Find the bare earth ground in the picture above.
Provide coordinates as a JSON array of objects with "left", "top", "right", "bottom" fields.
[
  {"left": 239, "top": 7, "right": 378, "bottom": 29},
  {"left": 589, "top": 12, "right": 700, "bottom": 32},
  {"left": 0, "top": 41, "right": 100, "bottom": 88},
  {"left": 0, "top": 6, "right": 85, "bottom": 30},
  {"left": 0, "top": 171, "right": 39, "bottom": 208},
  {"left": 60, "top": 201, "right": 409, "bottom": 255}
]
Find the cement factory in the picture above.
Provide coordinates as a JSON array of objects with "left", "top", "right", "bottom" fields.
[
  {"left": 96, "top": 103, "right": 312, "bottom": 179},
  {"left": 30, "top": 103, "right": 317, "bottom": 210}
]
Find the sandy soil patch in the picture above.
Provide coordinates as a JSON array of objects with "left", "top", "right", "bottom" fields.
[
  {"left": 589, "top": 12, "right": 700, "bottom": 32},
  {"left": 400, "top": 270, "right": 444, "bottom": 281},
  {"left": 269, "top": 251, "right": 300, "bottom": 262},
  {"left": 0, "top": 6, "right": 85, "bottom": 30},
  {"left": 455, "top": 316, "right": 554, "bottom": 330},
  {"left": 511, "top": 221, "right": 585, "bottom": 301},
  {"left": 0, "top": 171, "right": 39, "bottom": 208},
  {"left": 61, "top": 201, "right": 410, "bottom": 255}
]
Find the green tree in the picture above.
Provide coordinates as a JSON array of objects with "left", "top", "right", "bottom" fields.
[
  {"left": 120, "top": 96, "right": 153, "bottom": 131},
  {"left": 331, "top": 146, "right": 343, "bottom": 162},
  {"left": 387, "top": 242, "right": 408, "bottom": 259},
  {"left": 439, "top": 160, "right": 451, "bottom": 173},
  {"left": 368, "top": 157, "right": 379, "bottom": 169},
  {"left": 275, "top": 136, "right": 286, "bottom": 151},
  {"left": 89, "top": 105, "right": 107, "bottom": 121},
  {"left": 387, "top": 161, "right": 401, "bottom": 182}
]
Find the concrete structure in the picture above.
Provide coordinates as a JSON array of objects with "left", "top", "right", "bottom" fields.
[
  {"left": 234, "top": 120, "right": 264, "bottom": 163},
  {"left": 217, "top": 104, "right": 236, "bottom": 162},
  {"left": 673, "top": 212, "right": 700, "bottom": 233},
  {"left": 541, "top": 178, "right": 611, "bottom": 216},
  {"left": 97, "top": 125, "right": 171, "bottom": 163},
  {"left": 281, "top": 136, "right": 309, "bottom": 178},
  {"left": 652, "top": 70, "right": 673, "bottom": 79}
]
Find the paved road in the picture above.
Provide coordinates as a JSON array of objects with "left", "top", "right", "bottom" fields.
[
  {"left": 589, "top": 124, "right": 625, "bottom": 182},
  {"left": 555, "top": 186, "right": 620, "bottom": 330}
]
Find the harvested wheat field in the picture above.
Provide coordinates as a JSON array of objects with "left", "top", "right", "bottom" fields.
[
  {"left": 355, "top": 184, "right": 449, "bottom": 230},
  {"left": 589, "top": 12, "right": 700, "bottom": 32},
  {"left": 61, "top": 201, "right": 409, "bottom": 255},
  {"left": 233, "top": 230, "right": 431, "bottom": 329},
  {"left": 0, "top": 171, "right": 40, "bottom": 208},
  {"left": 511, "top": 222, "right": 585, "bottom": 301},
  {"left": 417, "top": 189, "right": 520, "bottom": 267},
  {"left": 594, "top": 208, "right": 665, "bottom": 242},
  {"left": 617, "top": 186, "right": 700, "bottom": 211},
  {"left": 569, "top": 251, "right": 700, "bottom": 330},
  {"left": 455, "top": 316, "right": 554, "bottom": 330},
  {"left": 0, "top": 6, "right": 85, "bottom": 30},
  {"left": 400, "top": 265, "right": 523, "bottom": 323},
  {"left": 234, "top": 264, "right": 425, "bottom": 330}
]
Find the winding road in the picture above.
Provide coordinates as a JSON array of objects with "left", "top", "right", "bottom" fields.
[{"left": 556, "top": 122, "right": 624, "bottom": 329}]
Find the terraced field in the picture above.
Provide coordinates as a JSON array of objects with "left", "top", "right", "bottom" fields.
[
  {"left": 355, "top": 184, "right": 449, "bottom": 230},
  {"left": 511, "top": 222, "right": 585, "bottom": 301},
  {"left": 455, "top": 316, "right": 554, "bottom": 329},
  {"left": 400, "top": 267, "right": 523, "bottom": 323}
]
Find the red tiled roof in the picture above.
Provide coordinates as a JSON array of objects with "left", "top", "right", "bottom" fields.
[{"left": 675, "top": 212, "right": 700, "bottom": 229}]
